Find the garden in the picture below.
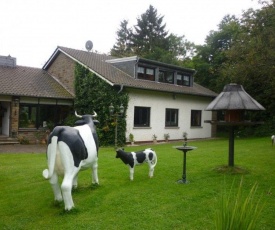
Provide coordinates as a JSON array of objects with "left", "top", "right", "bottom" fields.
[{"left": 0, "top": 137, "right": 274, "bottom": 229}]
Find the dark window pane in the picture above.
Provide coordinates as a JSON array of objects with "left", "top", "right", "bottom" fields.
[
  {"left": 159, "top": 70, "right": 174, "bottom": 84},
  {"left": 134, "top": 106, "right": 150, "bottom": 127},
  {"left": 137, "top": 66, "right": 155, "bottom": 81},
  {"left": 191, "top": 110, "right": 202, "bottom": 127},
  {"left": 165, "top": 108, "right": 178, "bottom": 127}
]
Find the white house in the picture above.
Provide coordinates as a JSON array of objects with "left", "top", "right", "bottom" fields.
[
  {"left": 0, "top": 46, "right": 217, "bottom": 144},
  {"left": 43, "top": 47, "right": 217, "bottom": 142}
]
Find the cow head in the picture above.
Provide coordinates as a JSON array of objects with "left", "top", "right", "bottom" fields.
[{"left": 74, "top": 111, "right": 99, "bottom": 126}]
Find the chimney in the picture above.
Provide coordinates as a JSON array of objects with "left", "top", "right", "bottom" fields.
[{"left": 0, "top": 55, "right": 16, "bottom": 68}]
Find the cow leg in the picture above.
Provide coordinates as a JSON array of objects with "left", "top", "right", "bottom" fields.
[
  {"left": 73, "top": 174, "right": 78, "bottom": 189},
  {"left": 129, "top": 166, "right": 134, "bottom": 181},
  {"left": 61, "top": 172, "right": 76, "bottom": 211},
  {"left": 49, "top": 172, "right": 63, "bottom": 202},
  {"left": 92, "top": 161, "right": 99, "bottom": 184},
  {"left": 148, "top": 163, "right": 154, "bottom": 178}
]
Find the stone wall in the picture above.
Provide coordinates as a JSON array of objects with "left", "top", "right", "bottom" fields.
[{"left": 46, "top": 52, "right": 76, "bottom": 96}]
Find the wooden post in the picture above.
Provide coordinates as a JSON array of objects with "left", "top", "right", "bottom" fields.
[{"left": 228, "top": 126, "right": 235, "bottom": 167}]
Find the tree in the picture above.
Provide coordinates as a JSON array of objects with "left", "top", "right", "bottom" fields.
[
  {"left": 111, "top": 20, "right": 133, "bottom": 57},
  {"left": 221, "top": 1, "right": 275, "bottom": 126},
  {"left": 193, "top": 15, "right": 241, "bottom": 92},
  {"left": 131, "top": 5, "right": 169, "bottom": 57},
  {"left": 110, "top": 5, "right": 196, "bottom": 65}
]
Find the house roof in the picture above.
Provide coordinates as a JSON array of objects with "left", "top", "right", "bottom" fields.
[
  {"left": 44, "top": 46, "right": 217, "bottom": 98},
  {"left": 0, "top": 65, "right": 74, "bottom": 99}
]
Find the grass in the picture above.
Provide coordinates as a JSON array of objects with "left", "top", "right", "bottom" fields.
[{"left": 0, "top": 137, "right": 274, "bottom": 229}]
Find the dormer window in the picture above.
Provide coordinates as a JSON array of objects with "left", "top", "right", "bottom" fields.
[
  {"left": 159, "top": 70, "right": 174, "bottom": 84},
  {"left": 177, "top": 73, "right": 190, "bottom": 86},
  {"left": 137, "top": 66, "right": 155, "bottom": 81}
]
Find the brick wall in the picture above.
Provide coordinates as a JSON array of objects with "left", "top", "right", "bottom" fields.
[
  {"left": 18, "top": 129, "right": 48, "bottom": 144},
  {"left": 47, "top": 52, "right": 76, "bottom": 95}
]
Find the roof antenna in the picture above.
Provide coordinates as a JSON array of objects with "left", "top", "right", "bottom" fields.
[{"left": 85, "top": 40, "right": 93, "bottom": 52}]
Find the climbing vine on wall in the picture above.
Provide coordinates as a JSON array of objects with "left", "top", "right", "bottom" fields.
[{"left": 74, "top": 63, "right": 129, "bottom": 146}]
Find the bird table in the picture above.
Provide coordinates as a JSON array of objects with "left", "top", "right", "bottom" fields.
[{"left": 174, "top": 146, "right": 197, "bottom": 184}]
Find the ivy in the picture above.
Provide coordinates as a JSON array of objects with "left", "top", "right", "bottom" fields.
[{"left": 74, "top": 63, "right": 129, "bottom": 146}]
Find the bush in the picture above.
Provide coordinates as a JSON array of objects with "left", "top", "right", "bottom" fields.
[{"left": 215, "top": 178, "right": 264, "bottom": 230}]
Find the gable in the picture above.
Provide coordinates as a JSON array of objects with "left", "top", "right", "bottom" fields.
[{"left": 43, "top": 46, "right": 217, "bottom": 99}]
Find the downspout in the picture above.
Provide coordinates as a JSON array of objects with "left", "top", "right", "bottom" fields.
[{"left": 117, "top": 84, "right": 124, "bottom": 94}]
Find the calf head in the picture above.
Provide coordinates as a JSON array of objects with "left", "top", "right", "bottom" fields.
[{"left": 115, "top": 148, "right": 125, "bottom": 159}]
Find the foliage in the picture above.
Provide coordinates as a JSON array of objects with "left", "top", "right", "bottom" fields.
[
  {"left": 63, "top": 113, "right": 78, "bottom": 127},
  {"left": 221, "top": 2, "right": 275, "bottom": 122},
  {"left": 164, "top": 133, "right": 170, "bottom": 141},
  {"left": 17, "top": 135, "right": 30, "bottom": 144},
  {"left": 110, "top": 20, "right": 133, "bottom": 57},
  {"left": 192, "top": 1, "right": 275, "bottom": 136},
  {"left": 74, "top": 63, "right": 129, "bottom": 146},
  {"left": 215, "top": 178, "right": 264, "bottom": 230},
  {"left": 131, "top": 5, "right": 169, "bottom": 56},
  {"left": 193, "top": 14, "right": 241, "bottom": 93},
  {"left": 110, "top": 5, "right": 196, "bottom": 64},
  {"left": 0, "top": 138, "right": 274, "bottom": 229},
  {"left": 129, "top": 133, "right": 134, "bottom": 142}
]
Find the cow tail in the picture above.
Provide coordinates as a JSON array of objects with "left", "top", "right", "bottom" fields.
[{"left": 42, "top": 136, "right": 58, "bottom": 179}]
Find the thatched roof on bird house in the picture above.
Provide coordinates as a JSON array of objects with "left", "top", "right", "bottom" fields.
[{"left": 205, "top": 83, "right": 265, "bottom": 111}]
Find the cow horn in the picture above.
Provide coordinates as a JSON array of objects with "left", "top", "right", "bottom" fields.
[
  {"left": 75, "top": 111, "right": 82, "bottom": 118},
  {"left": 92, "top": 111, "right": 97, "bottom": 117}
]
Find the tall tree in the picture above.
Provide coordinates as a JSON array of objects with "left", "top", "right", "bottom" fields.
[
  {"left": 111, "top": 20, "right": 133, "bottom": 57},
  {"left": 222, "top": 1, "right": 275, "bottom": 122},
  {"left": 193, "top": 15, "right": 241, "bottom": 92},
  {"left": 131, "top": 5, "right": 169, "bottom": 57}
]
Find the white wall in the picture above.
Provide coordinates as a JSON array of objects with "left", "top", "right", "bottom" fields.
[{"left": 126, "top": 89, "right": 213, "bottom": 142}]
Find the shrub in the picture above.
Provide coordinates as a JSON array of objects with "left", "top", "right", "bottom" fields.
[{"left": 215, "top": 178, "right": 264, "bottom": 230}]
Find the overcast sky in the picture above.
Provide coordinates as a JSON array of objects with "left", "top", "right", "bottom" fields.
[{"left": 0, "top": 0, "right": 262, "bottom": 68}]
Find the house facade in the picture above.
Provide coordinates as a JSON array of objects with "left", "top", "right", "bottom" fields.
[
  {"left": 0, "top": 46, "right": 217, "bottom": 144},
  {"left": 0, "top": 55, "right": 74, "bottom": 144},
  {"left": 43, "top": 46, "right": 217, "bottom": 143}
]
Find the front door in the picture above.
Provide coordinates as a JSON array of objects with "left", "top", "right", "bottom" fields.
[{"left": 0, "top": 102, "right": 10, "bottom": 136}]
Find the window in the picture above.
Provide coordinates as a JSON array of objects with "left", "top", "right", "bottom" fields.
[
  {"left": 191, "top": 110, "right": 202, "bottom": 127},
  {"left": 159, "top": 70, "right": 174, "bottom": 84},
  {"left": 19, "top": 105, "right": 37, "bottom": 128},
  {"left": 137, "top": 66, "right": 155, "bottom": 81},
  {"left": 19, "top": 104, "right": 72, "bottom": 128},
  {"left": 165, "top": 108, "right": 178, "bottom": 127},
  {"left": 177, "top": 73, "right": 190, "bottom": 86},
  {"left": 134, "top": 106, "right": 150, "bottom": 127}
]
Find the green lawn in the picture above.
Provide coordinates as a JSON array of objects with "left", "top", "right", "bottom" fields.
[{"left": 0, "top": 137, "right": 274, "bottom": 229}]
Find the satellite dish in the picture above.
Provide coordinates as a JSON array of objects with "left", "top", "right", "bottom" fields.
[{"left": 85, "top": 40, "right": 93, "bottom": 52}]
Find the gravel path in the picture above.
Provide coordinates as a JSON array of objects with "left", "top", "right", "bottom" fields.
[{"left": 0, "top": 144, "right": 47, "bottom": 153}]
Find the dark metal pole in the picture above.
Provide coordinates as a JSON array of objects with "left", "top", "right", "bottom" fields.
[
  {"left": 182, "top": 150, "right": 187, "bottom": 183},
  {"left": 228, "top": 126, "right": 235, "bottom": 167},
  {"left": 115, "top": 116, "right": 118, "bottom": 148}
]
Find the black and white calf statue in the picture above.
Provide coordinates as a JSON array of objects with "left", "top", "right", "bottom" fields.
[
  {"left": 42, "top": 111, "right": 99, "bottom": 211},
  {"left": 116, "top": 148, "right": 157, "bottom": 181}
]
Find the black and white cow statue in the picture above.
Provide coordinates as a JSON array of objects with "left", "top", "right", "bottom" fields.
[
  {"left": 42, "top": 111, "right": 99, "bottom": 211},
  {"left": 116, "top": 148, "right": 157, "bottom": 181}
]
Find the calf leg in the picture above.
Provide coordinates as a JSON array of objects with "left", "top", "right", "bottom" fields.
[
  {"left": 129, "top": 166, "right": 134, "bottom": 181},
  {"left": 92, "top": 161, "right": 99, "bottom": 184},
  {"left": 148, "top": 163, "right": 154, "bottom": 178},
  {"left": 49, "top": 172, "right": 63, "bottom": 202}
]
